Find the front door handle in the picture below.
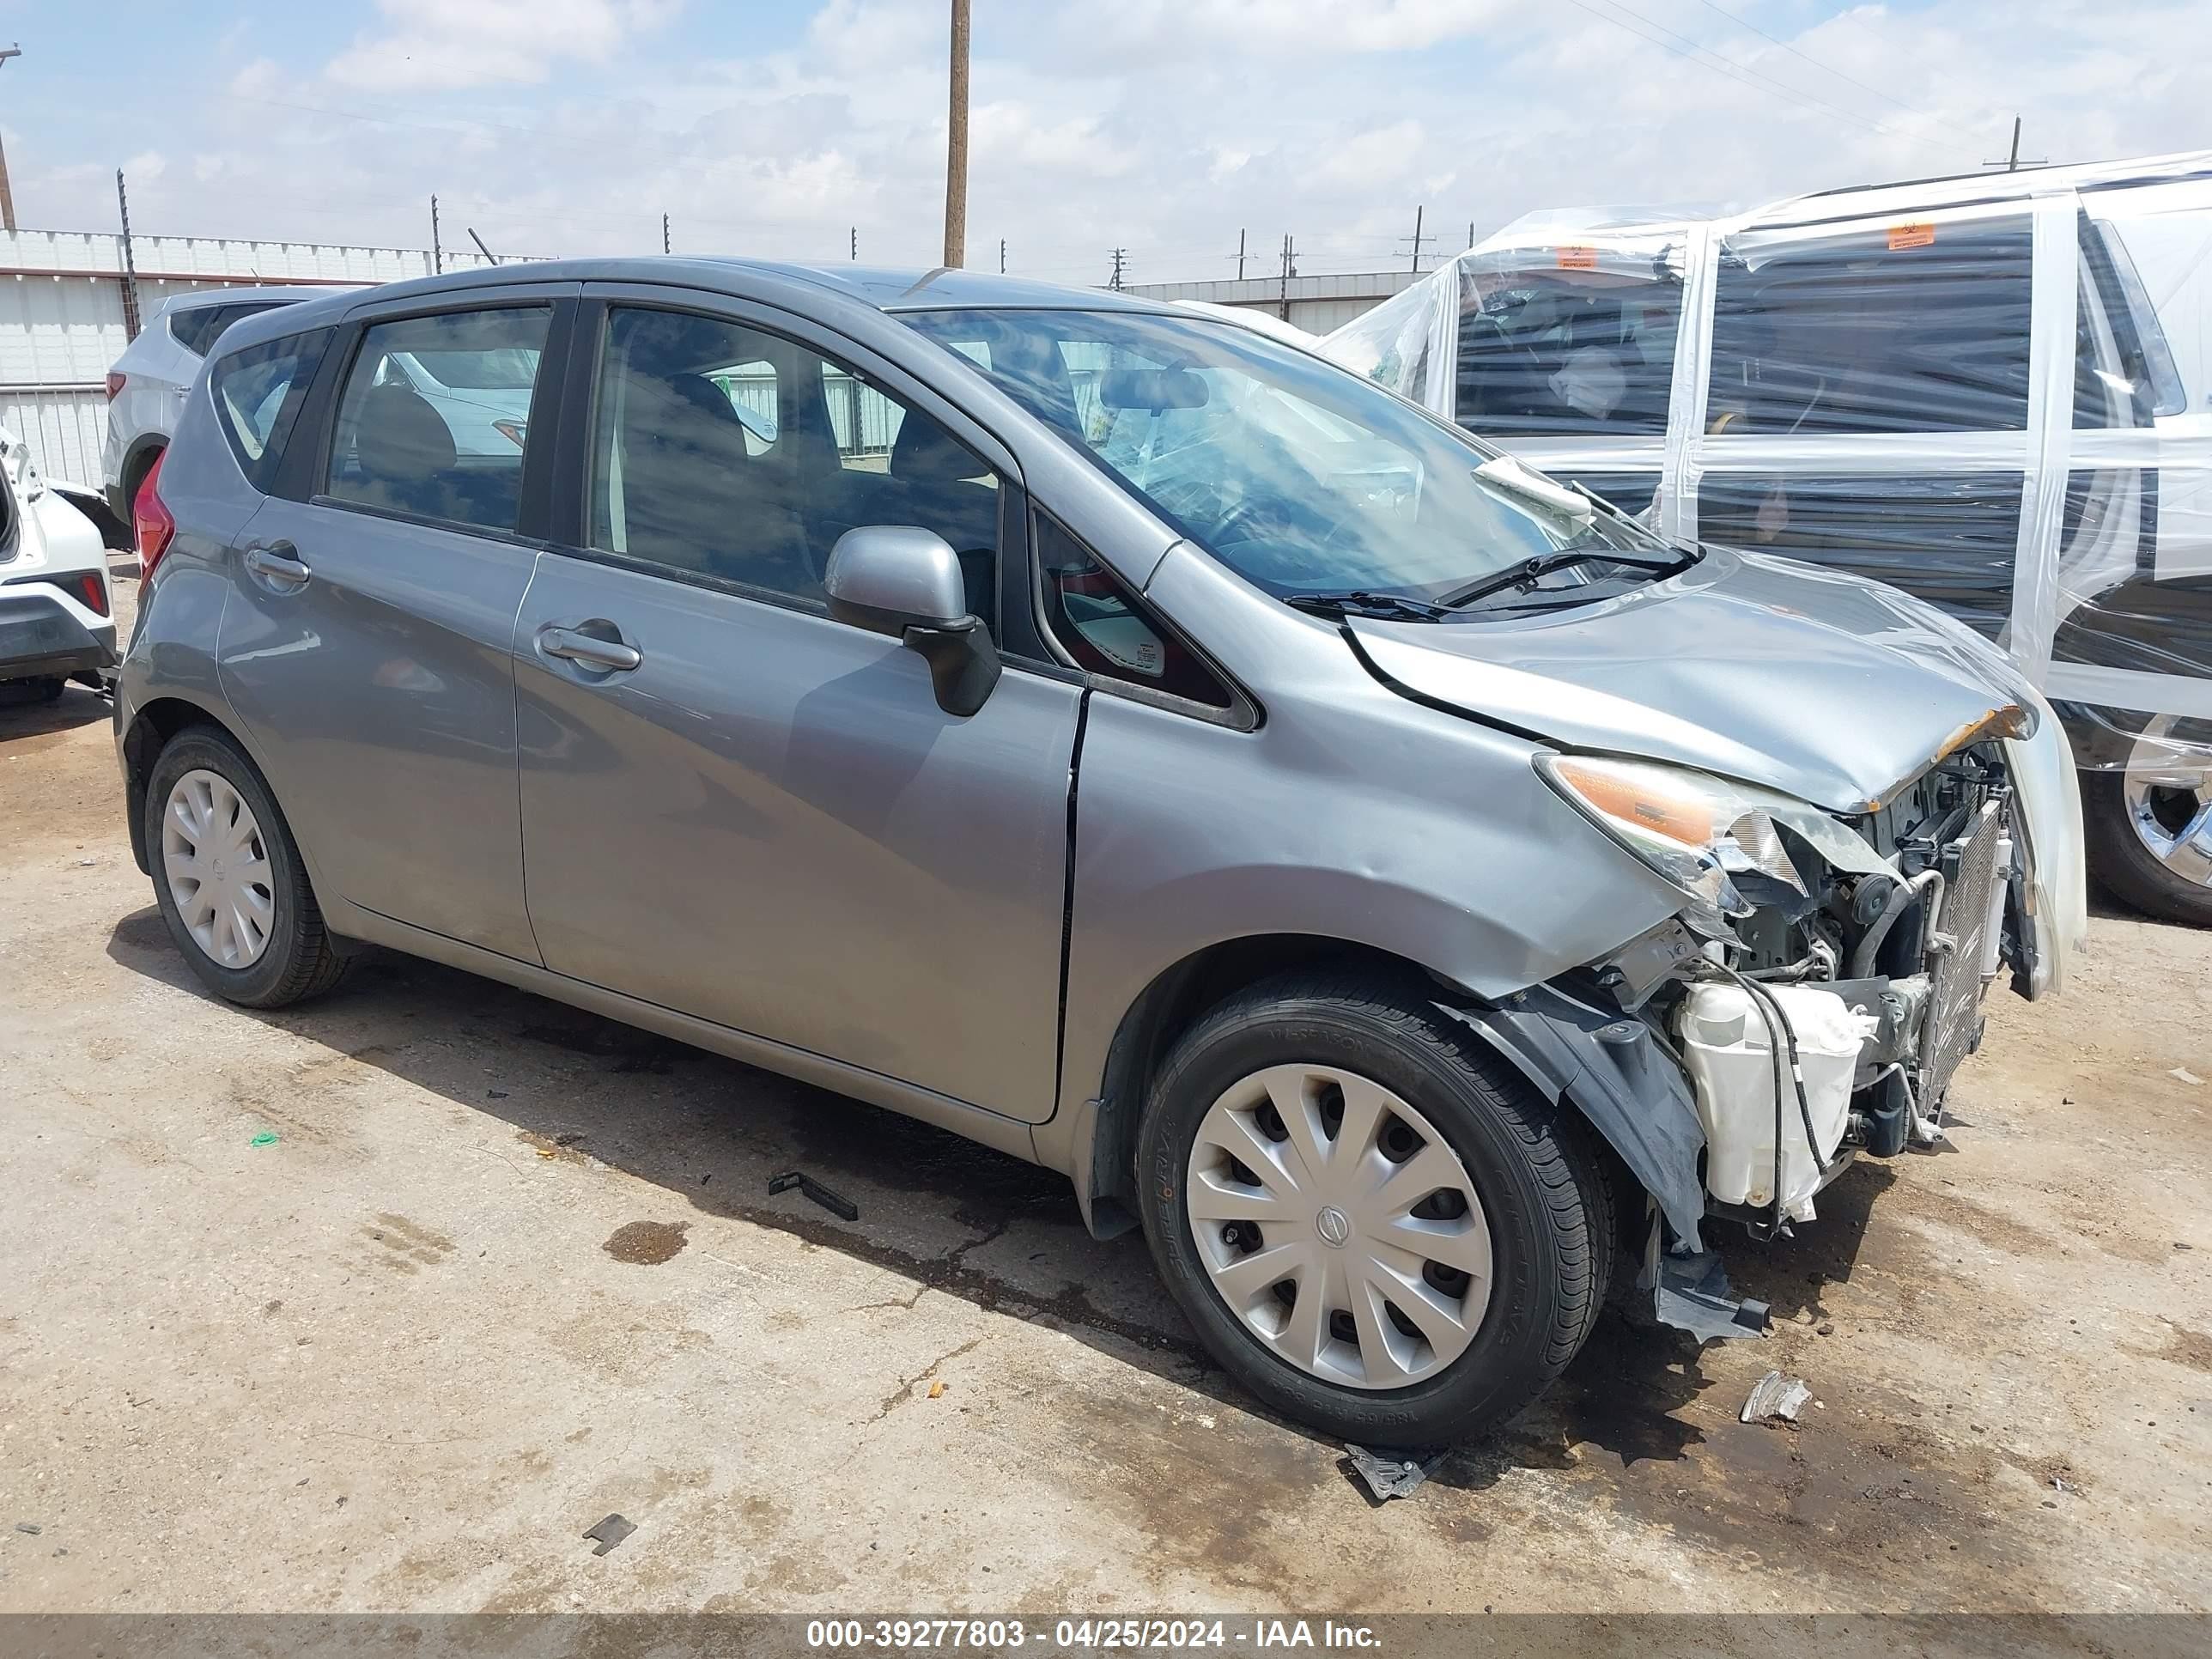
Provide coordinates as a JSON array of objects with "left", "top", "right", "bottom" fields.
[
  {"left": 242, "top": 543, "right": 311, "bottom": 585},
  {"left": 538, "top": 623, "right": 642, "bottom": 672}
]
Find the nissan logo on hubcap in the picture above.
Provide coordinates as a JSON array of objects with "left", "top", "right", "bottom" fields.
[{"left": 1315, "top": 1206, "right": 1352, "bottom": 1248}]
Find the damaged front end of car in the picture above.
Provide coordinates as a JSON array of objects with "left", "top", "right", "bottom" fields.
[{"left": 1473, "top": 708, "right": 2068, "bottom": 1343}]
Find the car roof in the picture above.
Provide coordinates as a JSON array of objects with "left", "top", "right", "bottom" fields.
[
  {"left": 149, "top": 284, "right": 343, "bottom": 318},
  {"left": 217, "top": 257, "right": 1182, "bottom": 343}
]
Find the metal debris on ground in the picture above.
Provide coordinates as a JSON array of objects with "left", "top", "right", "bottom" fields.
[
  {"left": 1740, "top": 1370, "right": 1814, "bottom": 1424},
  {"left": 14, "top": 1522, "right": 41, "bottom": 1535},
  {"left": 1344, "top": 1443, "right": 1447, "bottom": 1502},
  {"left": 768, "top": 1170, "right": 860, "bottom": 1221},
  {"left": 583, "top": 1514, "right": 636, "bottom": 1557}
]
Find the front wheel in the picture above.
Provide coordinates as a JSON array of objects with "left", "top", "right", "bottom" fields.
[{"left": 1137, "top": 971, "right": 1615, "bottom": 1445}]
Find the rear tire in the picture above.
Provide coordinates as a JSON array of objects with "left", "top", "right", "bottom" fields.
[
  {"left": 1136, "top": 969, "right": 1615, "bottom": 1445},
  {"left": 144, "top": 725, "right": 349, "bottom": 1007}
]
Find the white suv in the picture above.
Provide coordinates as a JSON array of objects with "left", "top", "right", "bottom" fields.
[
  {"left": 100, "top": 288, "right": 328, "bottom": 529},
  {"left": 0, "top": 424, "right": 113, "bottom": 700}
]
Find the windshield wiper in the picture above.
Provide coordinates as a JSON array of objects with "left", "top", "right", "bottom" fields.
[
  {"left": 1282, "top": 589, "right": 1455, "bottom": 623},
  {"left": 1435, "top": 545, "right": 1698, "bottom": 611}
]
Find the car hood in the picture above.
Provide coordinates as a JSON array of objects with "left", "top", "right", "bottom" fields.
[{"left": 1346, "top": 545, "right": 2038, "bottom": 812}]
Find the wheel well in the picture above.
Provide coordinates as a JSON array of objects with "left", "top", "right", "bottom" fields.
[
  {"left": 1082, "top": 934, "right": 1451, "bottom": 1237},
  {"left": 121, "top": 436, "right": 167, "bottom": 508},
  {"left": 122, "top": 697, "right": 228, "bottom": 873}
]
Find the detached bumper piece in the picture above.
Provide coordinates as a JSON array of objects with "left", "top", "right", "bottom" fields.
[
  {"left": 0, "top": 588, "right": 117, "bottom": 682},
  {"left": 1651, "top": 1246, "right": 1771, "bottom": 1344}
]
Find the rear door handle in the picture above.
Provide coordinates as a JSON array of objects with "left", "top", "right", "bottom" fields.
[
  {"left": 242, "top": 543, "right": 311, "bottom": 585},
  {"left": 538, "top": 623, "right": 642, "bottom": 672}
]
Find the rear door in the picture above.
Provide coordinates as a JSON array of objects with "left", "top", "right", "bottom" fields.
[
  {"left": 217, "top": 283, "right": 577, "bottom": 963},
  {"left": 1686, "top": 199, "right": 2051, "bottom": 653},
  {"left": 510, "top": 287, "right": 1080, "bottom": 1121}
]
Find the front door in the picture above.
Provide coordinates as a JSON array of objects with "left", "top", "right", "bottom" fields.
[
  {"left": 512, "top": 296, "right": 1079, "bottom": 1121},
  {"left": 219, "top": 291, "right": 572, "bottom": 963}
]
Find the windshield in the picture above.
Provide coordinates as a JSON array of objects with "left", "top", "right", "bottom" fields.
[{"left": 900, "top": 307, "right": 1666, "bottom": 607}]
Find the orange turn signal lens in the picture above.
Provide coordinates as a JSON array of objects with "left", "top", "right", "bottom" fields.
[{"left": 1550, "top": 757, "right": 1718, "bottom": 848}]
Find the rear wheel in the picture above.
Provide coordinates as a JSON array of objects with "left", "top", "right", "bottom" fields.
[
  {"left": 2082, "top": 713, "right": 2212, "bottom": 927},
  {"left": 1137, "top": 970, "right": 1614, "bottom": 1445},
  {"left": 144, "top": 725, "right": 349, "bottom": 1006}
]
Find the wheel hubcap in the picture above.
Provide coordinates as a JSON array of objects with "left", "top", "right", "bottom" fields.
[
  {"left": 2123, "top": 714, "right": 2212, "bottom": 888},
  {"left": 1186, "top": 1064, "right": 1492, "bottom": 1390},
  {"left": 161, "top": 769, "right": 275, "bottom": 969}
]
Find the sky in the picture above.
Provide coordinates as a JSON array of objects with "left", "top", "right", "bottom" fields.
[{"left": 1, "top": 0, "right": 2207, "bottom": 286}]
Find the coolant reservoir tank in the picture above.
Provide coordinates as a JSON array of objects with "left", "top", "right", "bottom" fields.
[{"left": 1675, "top": 983, "right": 1878, "bottom": 1218}]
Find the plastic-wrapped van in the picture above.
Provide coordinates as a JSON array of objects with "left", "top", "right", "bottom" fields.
[{"left": 1326, "top": 153, "right": 2212, "bottom": 924}]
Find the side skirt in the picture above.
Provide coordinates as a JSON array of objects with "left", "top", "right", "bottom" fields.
[{"left": 339, "top": 904, "right": 1047, "bottom": 1167}]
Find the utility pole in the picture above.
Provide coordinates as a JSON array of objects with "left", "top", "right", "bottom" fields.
[
  {"left": 1468, "top": 221, "right": 1477, "bottom": 250},
  {"left": 1108, "top": 247, "right": 1126, "bottom": 290},
  {"left": 1982, "top": 115, "right": 2044, "bottom": 171},
  {"left": 1236, "top": 228, "right": 1246, "bottom": 281},
  {"left": 468, "top": 228, "right": 501, "bottom": 266},
  {"left": 999, "top": 237, "right": 1006, "bottom": 274},
  {"left": 662, "top": 212, "right": 671, "bottom": 254},
  {"left": 943, "top": 0, "right": 969, "bottom": 267},
  {"left": 115, "top": 169, "right": 143, "bottom": 341},
  {"left": 1278, "top": 233, "right": 1297, "bottom": 322},
  {"left": 0, "top": 46, "right": 21, "bottom": 234},
  {"left": 429, "top": 195, "right": 442, "bottom": 275},
  {"left": 850, "top": 226, "right": 857, "bottom": 261},
  {"left": 1400, "top": 204, "right": 1428, "bottom": 274}
]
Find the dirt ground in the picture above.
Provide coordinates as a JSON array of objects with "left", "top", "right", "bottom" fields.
[{"left": 3, "top": 573, "right": 2209, "bottom": 1620}]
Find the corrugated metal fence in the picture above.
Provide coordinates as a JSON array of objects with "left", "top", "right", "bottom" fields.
[{"left": 0, "top": 228, "right": 511, "bottom": 483}]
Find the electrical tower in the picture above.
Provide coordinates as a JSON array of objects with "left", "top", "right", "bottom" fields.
[{"left": 1109, "top": 247, "right": 1127, "bottom": 290}]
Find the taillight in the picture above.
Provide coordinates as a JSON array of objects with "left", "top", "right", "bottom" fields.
[
  {"left": 105, "top": 372, "right": 127, "bottom": 401},
  {"left": 134, "top": 452, "right": 176, "bottom": 582},
  {"left": 73, "top": 571, "right": 110, "bottom": 617}
]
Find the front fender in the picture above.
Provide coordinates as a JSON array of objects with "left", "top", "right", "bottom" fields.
[{"left": 1437, "top": 985, "right": 1707, "bottom": 1250}]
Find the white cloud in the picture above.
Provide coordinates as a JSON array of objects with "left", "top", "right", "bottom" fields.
[
  {"left": 326, "top": 0, "right": 681, "bottom": 91},
  {"left": 21, "top": 0, "right": 2212, "bottom": 284}
]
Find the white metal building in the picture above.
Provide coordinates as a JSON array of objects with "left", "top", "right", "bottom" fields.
[
  {"left": 1121, "top": 270, "right": 1420, "bottom": 336},
  {"left": 0, "top": 229, "right": 501, "bottom": 483}
]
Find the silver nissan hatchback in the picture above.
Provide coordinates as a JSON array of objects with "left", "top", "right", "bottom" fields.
[{"left": 115, "top": 260, "right": 2086, "bottom": 1445}]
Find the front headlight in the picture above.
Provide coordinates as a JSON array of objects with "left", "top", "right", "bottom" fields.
[{"left": 1535, "top": 753, "right": 1808, "bottom": 929}]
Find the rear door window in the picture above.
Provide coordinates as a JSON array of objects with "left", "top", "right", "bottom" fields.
[
  {"left": 1707, "top": 215, "right": 2034, "bottom": 434},
  {"left": 324, "top": 307, "right": 550, "bottom": 534},
  {"left": 209, "top": 329, "right": 331, "bottom": 492}
]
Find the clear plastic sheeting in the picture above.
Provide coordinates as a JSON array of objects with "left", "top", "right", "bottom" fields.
[{"left": 1321, "top": 154, "right": 2212, "bottom": 782}]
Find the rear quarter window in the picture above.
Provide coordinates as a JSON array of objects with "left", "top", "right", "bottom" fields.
[
  {"left": 170, "top": 301, "right": 293, "bottom": 359},
  {"left": 209, "top": 329, "right": 331, "bottom": 493}
]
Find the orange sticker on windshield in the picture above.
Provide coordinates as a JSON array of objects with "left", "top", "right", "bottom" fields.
[
  {"left": 1887, "top": 222, "right": 1936, "bottom": 250},
  {"left": 1556, "top": 246, "right": 1599, "bottom": 270}
]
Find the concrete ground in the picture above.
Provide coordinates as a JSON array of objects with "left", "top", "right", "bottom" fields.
[{"left": 3, "top": 573, "right": 2209, "bottom": 1618}]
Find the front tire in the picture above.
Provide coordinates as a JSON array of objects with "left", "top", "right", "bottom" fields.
[
  {"left": 144, "top": 725, "right": 349, "bottom": 1007},
  {"left": 1137, "top": 969, "right": 1615, "bottom": 1445}
]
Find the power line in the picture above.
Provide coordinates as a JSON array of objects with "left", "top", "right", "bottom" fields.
[
  {"left": 1559, "top": 0, "right": 1917, "bottom": 144},
  {"left": 1687, "top": 0, "right": 1984, "bottom": 148}
]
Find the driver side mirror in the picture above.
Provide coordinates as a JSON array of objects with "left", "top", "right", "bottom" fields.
[{"left": 825, "top": 526, "right": 1001, "bottom": 717}]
